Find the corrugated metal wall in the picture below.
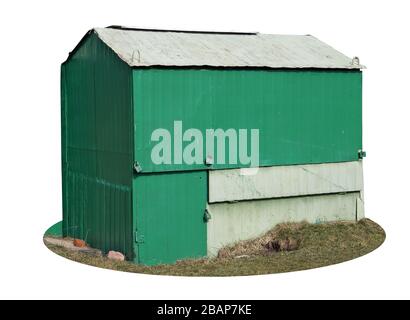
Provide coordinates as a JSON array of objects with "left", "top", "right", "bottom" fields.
[
  {"left": 133, "top": 68, "right": 362, "bottom": 173},
  {"left": 61, "top": 34, "right": 134, "bottom": 258}
]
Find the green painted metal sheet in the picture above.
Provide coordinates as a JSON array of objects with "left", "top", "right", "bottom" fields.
[
  {"left": 133, "top": 171, "right": 207, "bottom": 265},
  {"left": 44, "top": 221, "right": 63, "bottom": 237},
  {"left": 61, "top": 34, "right": 134, "bottom": 258},
  {"left": 133, "top": 69, "right": 362, "bottom": 173}
]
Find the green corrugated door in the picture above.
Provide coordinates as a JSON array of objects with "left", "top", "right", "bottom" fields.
[{"left": 133, "top": 171, "right": 207, "bottom": 265}]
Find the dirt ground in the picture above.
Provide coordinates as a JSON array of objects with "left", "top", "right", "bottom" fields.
[{"left": 45, "top": 218, "right": 385, "bottom": 276}]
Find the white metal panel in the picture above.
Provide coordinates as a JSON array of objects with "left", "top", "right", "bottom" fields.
[
  {"left": 209, "top": 161, "right": 363, "bottom": 203},
  {"left": 356, "top": 197, "right": 365, "bottom": 220},
  {"left": 207, "top": 192, "right": 361, "bottom": 257},
  {"left": 93, "top": 28, "right": 363, "bottom": 69}
]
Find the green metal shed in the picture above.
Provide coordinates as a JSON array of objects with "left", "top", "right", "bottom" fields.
[{"left": 61, "top": 26, "right": 365, "bottom": 265}]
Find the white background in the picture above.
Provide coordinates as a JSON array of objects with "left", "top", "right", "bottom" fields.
[{"left": 0, "top": 0, "right": 409, "bottom": 300}]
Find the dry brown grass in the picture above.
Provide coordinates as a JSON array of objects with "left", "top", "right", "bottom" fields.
[
  {"left": 45, "top": 218, "right": 385, "bottom": 276},
  {"left": 217, "top": 221, "right": 307, "bottom": 259}
]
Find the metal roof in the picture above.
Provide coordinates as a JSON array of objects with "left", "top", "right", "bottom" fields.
[{"left": 91, "top": 27, "right": 363, "bottom": 69}]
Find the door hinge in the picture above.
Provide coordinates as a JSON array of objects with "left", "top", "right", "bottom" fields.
[
  {"left": 135, "top": 231, "right": 145, "bottom": 243},
  {"left": 203, "top": 209, "right": 212, "bottom": 222}
]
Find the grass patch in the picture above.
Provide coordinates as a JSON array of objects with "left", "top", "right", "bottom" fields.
[{"left": 45, "top": 218, "right": 385, "bottom": 276}]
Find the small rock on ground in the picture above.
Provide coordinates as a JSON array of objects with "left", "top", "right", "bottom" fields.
[
  {"left": 44, "top": 237, "right": 76, "bottom": 250},
  {"left": 73, "top": 239, "right": 87, "bottom": 248},
  {"left": 44, "top": 237, "right": 101, "bottom": 256},
  {"left": 107, "top": 251, "right": 125, "bottom": 261}
]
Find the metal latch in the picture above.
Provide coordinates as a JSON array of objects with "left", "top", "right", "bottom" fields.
[
  {"left": 133, "top": 162, "right": 142, "bottom": 173},
  {"left": 204, "top": 155, "right": 214, "bottom": 166},
  {"left": 135, "top": 231, "right": 144, "bottom": 243},
  {"left": 358, "top": 150, "right": 367, "bottom": 159}
]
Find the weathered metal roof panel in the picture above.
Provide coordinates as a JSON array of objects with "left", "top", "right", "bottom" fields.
[{"left": 93, "top": 27, "right": 363, "bottom": 69}]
